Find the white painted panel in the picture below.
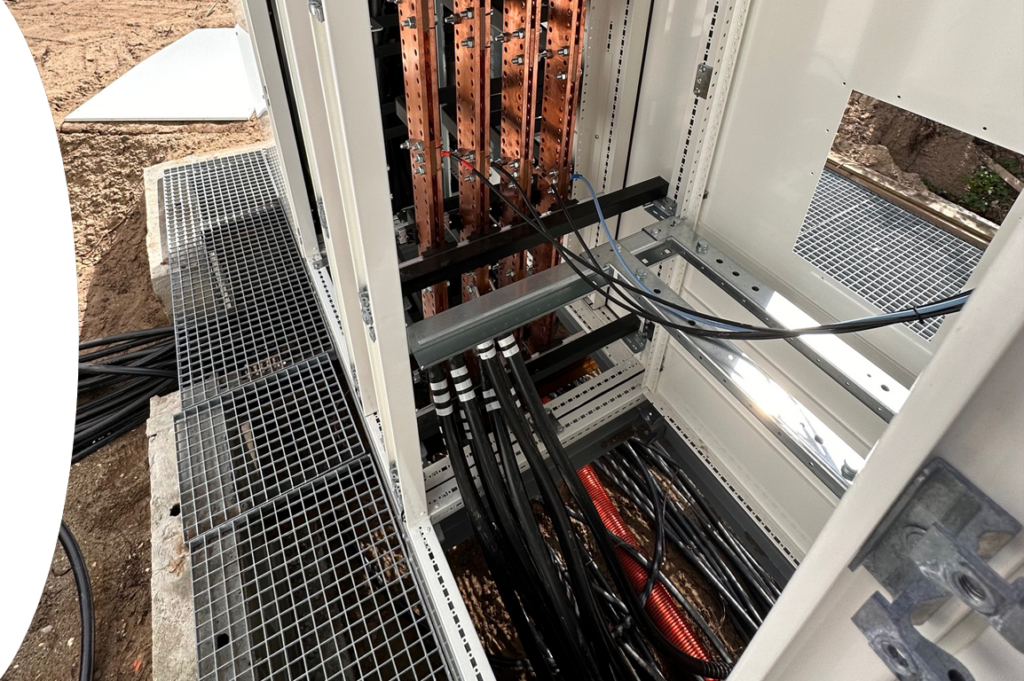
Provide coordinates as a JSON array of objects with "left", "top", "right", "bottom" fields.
[
  {"left": 66, "top": 27, "right": 266, "bottom": 122},
  {"left": 694, "top": 0, "right": 1024, "bottom": 381}
]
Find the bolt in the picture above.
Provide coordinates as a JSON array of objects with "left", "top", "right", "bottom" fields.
[
  {"left": 506, "top": 181, "right": 518, "bottom": 188},
  {"left": 556, "top": 71, "right": 567, "bottom": 81},
  {"left": 505, "top": 269, "right": 515, "bottom": 280},
  {"left": 464, "top": 174, "right": 476, "bottom": 183},
  {"left": 399, "top": 140, "right": 411, "bottom": 150},
  {"left": 466, "top": 282, "right": 477, "bottom": 296},
  {"left": 512, "top": 28, "right": 526, "bottom": 38},
  {"left": 508, "top": 159, "right": 520, "bottom": 170},
  {"left": 511, "top": 54, "right": 524, "bottom": 65},
  {"left": 651, "top": 226, "right": 661, "bottom": 237},
  {"left": 460, "top": 37, "right": 475, "bottom": 47},
  {"left": 671, "top": 217, "right": 682, "bottom": 226},
  {"left": 414, "top": 166, "right": 426, "bottom": 175},
  {"left": 698, "top": 64, "right": 707, "bottom": 73},
  {"left": 635, "top": 267, "right": 647, "bottom": 282},
  {"left": 401, "top": 17, "right": 416, "bottom": 28},
  {"left": 411, "top": 140, "right": 424, "bottom": 151},
  {"left": 693, "top": 88, "right": 701, "bottom": 95},
  {"left": 696, "top": 240, "right": 709, "bottom": 254},
  {"left": 444, "top": 13, "right": 461, "bottom": 24},
  {"left": 493, "top": 31, "right": 511, "bottom": 44},
  {"left": 509, "top": 170, "right": 519, "bottom": 179},
  {"left": 413, "top": 152, "right": 425, "bottom": 163},
  {"left": 539, "top": 49, "right": 553, "bottom": 59},
  {"left": 547, "top": 186, "right": 557, "bottom": 194},
  {"left": 557, "top": 46, "right": 570, "bottom": 56},
  {"left": 556, "top": 423, "right": 565, "bottom": 433}
]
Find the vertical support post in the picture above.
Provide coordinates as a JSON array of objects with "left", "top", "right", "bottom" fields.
[
  {"left": 399, "top": 0, "right": 449, "bottom": 316},
  {"left": 496, "top": 0, "right": 542, "bottom": 289},
  {"left": 454, "top": 0, "right": 493, "bottom": 298},
  {"left": 528, "top": 0, "right": 586, "bottom": 349}
]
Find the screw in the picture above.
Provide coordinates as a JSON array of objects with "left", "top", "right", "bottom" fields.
[
  {"left": 556, "top": 423, "right": 564, "bottom": 433},
  {"left": 401, "top": 17, "right": 416, "bottom": 28},
  {"left": 693, "top": 88, "right": 701, "bottom": 95},
  {"left": 556, "top": 71, "right": 567, "bottom": 81},
  {"left": 511, "top": 54, "right": 524, "bottom": 65},
  {"left": 508, "top": 159, "right": 520, "bottom": 170},
  {"left": 557, "top": 46, "right": 570, "bottom": 56},
  {"left": 413, "top": 152, "right": 425, "bottom": 163},
  {"left": 671, "top": 217, "right": 682, "bottom": 226},
  {"left": 505, "top": 269, "right": 515, "bottom": 280},
  {"left": 460, "top": 37, "right": 475, "bottom": 47},
  {"left": 696, "top": 240, "right": 709, "bottom": 254},
  {"left": 651, "top": 226, "right": 661, "bottom": 237},
  {"left": 698, "top": 64, "right": 707, "bottom": 73},
  {"left": 509, "top": 170, "right": 519, "bottom": 179},
  {"left": 466, "top": 282, "right": 477, "bottom": 296}
]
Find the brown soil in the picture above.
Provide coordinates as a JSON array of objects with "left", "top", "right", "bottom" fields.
[
  {"left": 832, "top": 92, "right": 1021, "bottom": 224},
  {"left": 446, "top": 476, "right": 749, "bottom": 680},
  {"left": 3, "top": 0, "right": 262, "bottom": 679}
]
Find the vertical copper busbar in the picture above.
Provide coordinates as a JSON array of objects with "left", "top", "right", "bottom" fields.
[
  {"left": 399, "top": 0, "right": 448, "bottom": 316},
  {"left": 454, "top": 0, "right": 492, "bottom": 299},
  {"left": 496, "top": 0, "right": 543, "bottom": 289},
  {"left": 528, "top": 0, "right": 586, "bottom": 348}
]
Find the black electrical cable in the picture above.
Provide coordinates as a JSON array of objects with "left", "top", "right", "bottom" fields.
[
  {"left": 74, "top": 329, "right": 179, "bottom": 464},
  {"left": 449, "top": 357, "right": 595, "bottom": 681},
  {"left": 495, "top": 336, "right": 734, "bottom": 679},
  {"left": 449, "top": 152, "right": 970, "bottom": 342},
  {"left": 58, "top": 521, "right": 94, "bottom": 681},
  {"left": 427, "top": 368, "right": 555, "bottom": 680},
  {"left": 477, "top": 340, "right": 637, "bottom": 681}
]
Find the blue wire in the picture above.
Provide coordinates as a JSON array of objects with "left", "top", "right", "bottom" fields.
[
  {"left": 571, "top": 173, "right": 750, "bottom": 331},
  {"left": 571, "top": 173, "right": 967, "bottom": 334}
]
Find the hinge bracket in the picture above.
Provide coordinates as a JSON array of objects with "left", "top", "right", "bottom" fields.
[
  {"left": 850, "top": 459, "right": 1022, "bottom": 680},
  {"left": 359, "top": 287, "right": 376, "bottom": 341},
  {"left": 693, "top": 63, "right": 713, "bottom": 99}
]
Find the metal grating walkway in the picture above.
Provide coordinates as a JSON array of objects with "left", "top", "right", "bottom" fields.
[
  {"left": 794, "top": 168, "right": 982, "bottom": 340},
  {"left": 163, "top": 148, "right": 452, "bottom": 680},
  {"left": 165, "top": 150, "right": 333, "bottom": 409}
]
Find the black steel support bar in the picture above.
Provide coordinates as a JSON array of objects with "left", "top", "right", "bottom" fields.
[
  {"left": 399, "top": 176, "right": 669, "bottom": 295},
  {"left": 525, "top": 314, "right": 640, "bottom": 384}
]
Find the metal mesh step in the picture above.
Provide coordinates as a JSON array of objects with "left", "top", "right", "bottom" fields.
[
  {"left": 190, "top": 457, "right": 450, "bottom": 681},
  {"left": 795, "top": 168, "right": 982, "bottom": 340},
  {"left": 175, "top": 354, "right": 368, "bottom": 541},
  {"left": 165, "top": 152, "right": 332, "bottom": 408},
  {"left": 163, "top": 149, "right": 454, "bottom": 680}
]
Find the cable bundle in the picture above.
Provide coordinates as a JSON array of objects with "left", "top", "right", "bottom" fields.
[
  {"left": 432, "top": 335, "right": 736, "bottom": 680},
  {"left": 75, "top": 327, "right": 178, "bottom": 463}
]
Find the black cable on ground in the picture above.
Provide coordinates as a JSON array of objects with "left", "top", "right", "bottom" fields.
[
  {"left": 58, "top": 521, "right": 94, "bottom": 681},
  {"left": 74, "top": 329, "right": 179, "bottom": 464}
]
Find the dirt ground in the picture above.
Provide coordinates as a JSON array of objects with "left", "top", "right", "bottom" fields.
[
  {"left": 832, "top": 92, "right": 1022, "bottom": 224},
  {"left": 3, "top": 1, "right": 262, "bottom": 679}
]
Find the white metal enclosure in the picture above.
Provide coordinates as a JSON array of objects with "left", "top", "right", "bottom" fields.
[{"left": 237, "top": 0, "right": 1024, "bottom": 677}]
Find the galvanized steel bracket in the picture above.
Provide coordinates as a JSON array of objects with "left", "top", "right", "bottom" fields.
[{"left": 851, "top": 458, "right": 1023, "bottom": 680}]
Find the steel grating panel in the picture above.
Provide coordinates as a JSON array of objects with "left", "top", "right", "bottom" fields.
[
  {"left": 190, "top": 457, "right": 451, "bottom": 681},
  {"left": 165, "top": 155, "right": 332, "bottom": 407},
  {"left": 164, "top": 149, "right": 281, "bottom": 228},
  {"left": 794, "top": 168, "right": 982, "bottom": 340},
  {"left": 175, "top": 354, "right": 368, "bottom": 541}
]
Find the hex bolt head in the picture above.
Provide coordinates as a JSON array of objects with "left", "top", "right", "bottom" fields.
[
  {"left": 401, "top": 17, "right": 416, "bottom": 28},
  {"left": 511, "top": 54, "right": 524, "bottom": 65},
  {"left": 512, "top": 28, "right": 526, "bottom": 38},
  {"left": 505, "top": 269, "right": 515, "bottom": 279},
  {"left": 696, "top": 240, "right": 709, "bottom": 254},
  {"left": 556, "top": 71, "right": 568, "bottom": 81},
  {"left": 557, "top": 46, "right": 570, "bottom": 56},
  {"left": 444, "top": 14, "right": 461, "bottom": 24},
  {"left": 693, "top": 88, "right": 701, "bottom": 95},
  {"left": 460, "top": 37, "right": 475, "bottom": 47}
]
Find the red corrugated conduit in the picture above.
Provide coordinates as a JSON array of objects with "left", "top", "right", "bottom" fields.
[{"left": 577, "top": 464, "right": 712, "bottom": 670}]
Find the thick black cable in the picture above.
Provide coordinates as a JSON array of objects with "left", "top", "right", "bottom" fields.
[
  {"left": 496, "top": 337, "right": 734, "bottom": 679},
  {"left": 427, "top": 368, "right": 554, "bottom": 680},
  {"left": 451, "top": 153, "right": 969, "bottom": 342},
  {"left": 58, "top": 521, "right": 94, "bottom": 681},
  {"left": 450, "top": 357, "right": 594, "bottom": 681},
  {"left": 78, "top": 327, "right": 174, "bottom": 350},
  {"left": 477, "top": 341, "right": 635, "bottom": 681}
]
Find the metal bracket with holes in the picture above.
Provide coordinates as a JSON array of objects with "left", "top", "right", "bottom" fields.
[
  {"left": 692, "top": 63, "right": 713, "bottom": 98},
  {"left": 850, "top": 459, "right": 1022, "bottom": 680}
]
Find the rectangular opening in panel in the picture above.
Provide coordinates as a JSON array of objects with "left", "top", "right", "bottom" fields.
[{"left": 795, "top": 92, "right": 1022, "bottom": 340}]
